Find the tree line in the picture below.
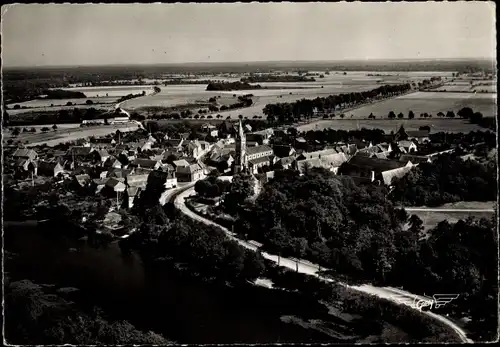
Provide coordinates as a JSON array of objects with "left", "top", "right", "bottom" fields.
[
  {"left": 390, "top": 153, "right": 497, "bottom": 206},
  {"left": 4, "top": 279, "right": 172, "bottom": 345},
  {"left": 229, "top": 168, "right": 496, "bottom": 341},
  {"left": 241, "top": 75, "right": 315, "bottom": 83},
  {"left": 263, "top": 83, "right": 412, "bottom": 124},
  {"left": 206, "top": 81, "right": 262, "bottom": 91}
]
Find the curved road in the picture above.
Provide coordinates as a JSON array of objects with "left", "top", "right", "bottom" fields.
[{"left": 173, "top": 185, "right": 473, "bottom": 343}]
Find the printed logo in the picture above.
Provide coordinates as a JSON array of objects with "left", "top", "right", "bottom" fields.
[{"left": 391, "top": 293, "right": 459, "bottom": 312}]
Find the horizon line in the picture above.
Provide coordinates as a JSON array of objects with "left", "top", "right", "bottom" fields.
[{"left": 3, "top": 57, "right": 495, "bottom": 70}]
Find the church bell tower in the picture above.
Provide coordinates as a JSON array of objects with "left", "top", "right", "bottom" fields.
[{"left": 234, "top": 119, "right": 247, "bottom": 174}]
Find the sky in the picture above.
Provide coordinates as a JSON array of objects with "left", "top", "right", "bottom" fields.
[{"left": 1, "top": 2, "right": 496, "bottom": 67}]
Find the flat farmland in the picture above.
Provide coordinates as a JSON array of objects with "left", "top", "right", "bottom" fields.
[
  {"left": 296, "top": 118, "right": 488, "bottom": 133},
  {"left": 6, "top": 96, "right": 117, "bottom": 109},
  {"left": 17, "top": 124, "right": 140, "bottom": 147},
  {"left": 406, "top": 201, "right": 496, "bottom": 232},
  {"left": 7, "top": 104, "right": 114, "bottom": 118},
  {"left": 333, "top": 92, "right": 496, "bottom": 119},
  {"left": 58, "top": 85, "right": 156, "bottom": 97}
]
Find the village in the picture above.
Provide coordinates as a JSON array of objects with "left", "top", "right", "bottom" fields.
[{"left": 4, "top": 111, "right": 483, "bottom": 240}]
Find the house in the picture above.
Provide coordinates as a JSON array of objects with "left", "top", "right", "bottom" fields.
[
  {"left": 297, "top": 148, "right": 338, "bottom": 161},
  {"left": 209, "top": 153, "right": 234, "bottom": 174},
  {"left": 248, "top": 155, "right": 275, "bottom": 174},
  {"left": 105, "top": 177, "right": 127, "bottom": 192},
  {"left": 246, "top": 145, "right": 274, "bottom": 161},
  {"left": 165, "top": 138, "right": 185, "bottom": 152},
  {"left": 73, "top": 174, "right": 91, "bottom": 187},
  {"left": 398, "top": 140, "right": 418, "bottom": 153},
  {"left": 126, "top": 174, "right": 150, "bottom": 189},
  {"left": 183, "top": 140, "right": 213, "bottom": 160},
  {"left": 13, "top": 158, "right": 36, "bottom": 176},
  {"left": 381, "top": 166, "right": 413, "bottom": 186},
  {"left": 219, "top": 121, "right": 238, "bottom": 137},
  {"left": 406, "top": 130, "right": 431, "bottom": 144},
  {"left": 13, "top": 148, "right": 38, "bottom": 161},
  {"left": 96, "top": 150, "right": 111, "bottom": 163},
  {"left": 66, "top": 146, "right": 96, "bottom": 161},
  {"left": 105, "top": 168, "right": 134, "bottom": 179},
  {"left": 111, "top": 116, "right": 130, "bottom": 124},
  {"left": 103, "top": 156, "right": 123, "bottom": 169},
  {"left": 148, "top": 169, "right": 178, "bottom": 190},
  {"left": 296, "top": 152, "right": 348, "bottom": 175},
  {"left": 247, "top": 129, "right": 273, "bottom": 145},
  {"left": 175, "top": 161, "right": 205, "bottom": 182},
  {"left": 201, "top": 123, "right": 219, "bottom": 137},
  {"left": 36, "top": 160, "right": 64, "bottom": 177},
  {"left": 273, "top": 145, "right": 296, "bottom": 158},
  {"left": 338, "top": 155, "right": 413, "bottom": 184},
  {"left": 399, "top": 154, "right": 431, "bottom": 165},
  {"left": 274, "top": 155, "right": 296, "bottom": 170},
  {"left": 91, "top": 178, "right": 108, "bottom": 194},
  {"left": 130, "top": 158, "right": 161, "bottom": 170}
]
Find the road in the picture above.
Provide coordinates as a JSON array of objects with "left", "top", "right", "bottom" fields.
[
  {"left": 174, "top": 185, "right": 473, "bottom": 343},
  {"left": 405, "top": 208, "right": 495, "bottom": 213}
]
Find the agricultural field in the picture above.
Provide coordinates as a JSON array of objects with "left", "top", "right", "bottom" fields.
[
  {"left": 332, "top": 92, "right": 496, "bottom": 119},
  {"left": 6, "top": 96, "right": 117, "bottom": 109},
  {"left": 9, "top": 123, "right": 140, "bottom": 147},
  {"left": 296, "top": 118, "right": 488, "bottom": 133},
  {"left": 57, "top": 85, "right": 156, "bottom": 97},
  {"left": 117, "top": 71, "right": 466, "bottom": 120},
  {"left": 406, "top": 201, "right": 496, "bottom": 233}
]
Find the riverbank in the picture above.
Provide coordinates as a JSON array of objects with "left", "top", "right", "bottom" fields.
[{"left": 3, "top": 222, "right": 352, "bottom": 344}]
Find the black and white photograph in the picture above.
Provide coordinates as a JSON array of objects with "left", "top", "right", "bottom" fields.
[{"left": 1, "top": 2, "right": 498, "bottom": 345}]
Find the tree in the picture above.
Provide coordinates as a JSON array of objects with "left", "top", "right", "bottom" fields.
[
  {"left": 12, "top": 128, "right": 20, "bottom": 136},
  {"left": 388, "top": 111, "right": 396, "bottom": 119},
  {"left": 408, "top": 110, "right": 415, "bottom": 119},
  {"left": 437, "top": 112, "right": 445, "bottom": 117},
  {"left": 457, "top": 107, "right": 473, "bottom": 119},
  {"left": 446, "top": 111, "right": 455, "bottom": 118},
  {"left": 340, "top": 113, "right": 345, "bottom": 119},
  {"left": 52, "top": 124, "right": 58, "bottom": 131},
  {"left": 86, "top": 100, "right": 93, "bottom": 105},
  {"left": 397, "top": 112, "right": 404, "bottom": 119},
  {"left": 66, "top": 101, "right": 73, "bottom": 106},
  {"left": 470, "top": 112, "right": 483, "bottom": 124},
  {"left": 408, "top": 214, "right": 424, "bottom": 235}
]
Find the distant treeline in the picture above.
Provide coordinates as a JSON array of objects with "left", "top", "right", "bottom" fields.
[
  {"left": 41, "top": 89, "right": 87, "bottom": 99},
  {"left": 241, "top": 75, "right": 315, "bottom": 83},
  {"left": 6, "top": 107, "right": 112, "bottom": 126},
  {"left": 206, "top": 81, "right": 262, "bottom": 91}
]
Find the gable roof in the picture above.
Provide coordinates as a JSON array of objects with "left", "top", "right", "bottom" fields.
[
  {"left": 381, "top": 166, "right": 413, "bottom": 185},
  {"left": 126, "top": 174, "right": 149, "bottom": 188},
  {"left": 248, "top": 156, "right": 273, "bottom": 166},
  {"left": 132, "top": 158, "right": 159, "bottom": 169},
  {"left": 176, "top": 163, "right": 202, "bottom": 173},
  {"left": 398, "top": 140, "right": 416, "bottom": 148},
  {"left": 399, "top": 154, "right": 430, "bottom": 164},
  {"left": 173, "top": 159, "right": 190, "bottom": 167},
  {"left": 276, "top": 155, "right": 296, "bottom": 167},
  {"left": 247, "top": 145, "right": 273, "bottom": 156},
  {"left": 37, "top": 160, "right": 63, "bottom": 175},
  {"left": 299, "top": 148, "right": 338, "bottom": 160},
  {"left": 13, "top": 148, "right": 37, "bottom": 159},
  {"left": 346, "top": 155, "right": 409, "bottom": 172},
  {"left": 406, "top": 130, "right": 430, "bottom": 138},
  {"left": 67, "top": 146, "right": 94, "bottom": 156}
]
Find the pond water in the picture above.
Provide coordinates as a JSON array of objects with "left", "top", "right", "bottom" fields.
[{"left": 4, "top": 223, "right": 337, "bottom": 344}]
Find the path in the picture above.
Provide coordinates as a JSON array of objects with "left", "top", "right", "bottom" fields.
[{"left": 173, "top": 185, "right": 473, "bottom": 344}]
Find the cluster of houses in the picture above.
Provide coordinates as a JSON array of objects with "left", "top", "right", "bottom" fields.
[{"left": 5, "top": 120, "right": 448, "bottom": 213}]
